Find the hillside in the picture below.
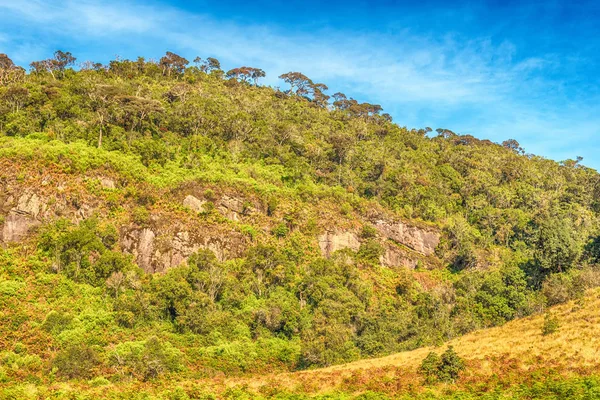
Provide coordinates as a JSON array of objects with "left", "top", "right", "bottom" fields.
[
  {"left": 4, "top": 290, "right": 600, "bottom": 398},
  {"left": 244, "top": 288, "right": 600, "bottom": 398},
  {"left": 1, "top": 51, "right": 600, "bottom": 398}
]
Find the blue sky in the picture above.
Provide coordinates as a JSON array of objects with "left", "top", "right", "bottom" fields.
[{"left": 1, "top": 0, "right": 599, "bottom": 169}]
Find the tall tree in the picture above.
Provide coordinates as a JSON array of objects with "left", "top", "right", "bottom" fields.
[
  {"left": 159, "top": 52, "right": 189, "bottom": 76},
  {"left": 310, "top": 82, "right": 330, "bottom": 108},
  {"left": 226, "top": 67, "right": 266, "bottom": 85},
  {"left": 30, "top": 50, "right": 76, "bottom": 79},
  {"left": 87, "top": 84, "right": 121, "bottom": 148},
  {"left": 0, "top": 54, "right": 25, "bottom": 85},
  {"left": 193, "top": 56, "right": 221, "bottom": 73},
  {"left": 279, "top": 72, "right": 313, "bottom": 96}
]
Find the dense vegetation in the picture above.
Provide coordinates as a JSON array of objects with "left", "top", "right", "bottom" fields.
[{"left": 1, "top": 50, "right": 600, "bottom": 398}]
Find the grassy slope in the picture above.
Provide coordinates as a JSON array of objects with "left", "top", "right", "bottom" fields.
[
  {"left": 3, "top": 288, "right": 599, "bottom": 399},
  {"left": 262, "top": 288, "right": 600, "bottom": 394}
]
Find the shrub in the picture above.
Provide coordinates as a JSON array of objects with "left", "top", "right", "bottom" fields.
[
  {"left": 419, "top": 351, "right": 442, "bottom": 384},
  {"left": 419, "top": 346, "right": 465, "bottom": 384},
  {"left": 132, "top": 206, "right": 151, "bottom": 226},
  {"left": 357, "top": 240, "right": 384, "bottom": 264},
  {"left": 52, "top": 343, "right": 100, "bottom": 379},
  {"left": 109, "top": 336, "right": 183, "bottom": 380},
  {"left": 542, "top": 272, "right": 586, "bottom": 307},
  {"left": 88, "top": 376, "right": 111, "bottom": 386},
  {"left": 203, "top": 189, "right": 216, "bottom": 201},
  {"left": 266, "top": 196, "right": 278, "bottom": 216},
  {"left": 360, "top": 225, "right": 378, "bottom": 239},
  {"left": 41, "top": 310, "right": 73, "bottom": 335},
  {"left": 542, "top": 312, "right": 560, "bottom": 335},
  {"left": 438, "top": 346, "right": 466, "bottom": 383},
  {"left": 271, "top": 222, "right": 289, "bottom": 238}
]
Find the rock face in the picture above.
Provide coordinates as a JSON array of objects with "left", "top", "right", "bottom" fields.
[
  {"left": 121, "top": 227, "right": 246, "bottom": 273},
  {"left": 183, "top": 195, "right": 207, "bottom": 213},
  {"left": 1, "top": 192, "right": 45, "bottom": 242},
  {"left": 217, "top": 195, "right": 259, "bottom": 221},
  {"left": 316, "top": 218, "right": 439, "bottom": 269},
  {"left": 318, "top": 231, "right": 361, "bottom": 258},
  {"left": 100, "top": 177, "right": 116, "bottom": 189},
  {"left": 380, "top": 245, "right": 419, "bottom": 269},
  {"left": 374, "top": 219, "right": 439, "bottom": 256},
  {"left": 1, "top": 212, "right": 39, "bottom": 242}
]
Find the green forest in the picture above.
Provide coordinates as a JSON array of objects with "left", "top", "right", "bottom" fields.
[{"left": 1, "top": 51, "right": 600, "bottom": 399}]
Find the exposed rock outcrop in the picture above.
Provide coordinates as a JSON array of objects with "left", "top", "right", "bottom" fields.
[
  {"left": 183, "top": 195, "right": 207, "bottom": 213},
  {"left": 1, "top": 192, "right": 45, "bottom": 242},
  {"left": 373, "top": 219, "right": 439, "bottom": 256},
  {"left": 1, "top": 212, "right": 40, "bottom": 242},
  {"left": 316, "top": 217, "right": 439, "bottom": 269},
  {"left": 217, "top": 195, "right": 259, "bottom": 221},
  {"left": 121, "top": 226, "right": 246, "bottom": 273},
  {"left": 318, "top": 230, "right": 361, "bottom": 258},
  {"left": 100, "top": 177, "right": 116, "bottom": 189},
  {"left": 380, "top": 245, "right": 419, "bottom": 269}
]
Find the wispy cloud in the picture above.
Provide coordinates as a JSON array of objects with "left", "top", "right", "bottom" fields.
[{"left": 0, "top": 0, "right": 598, "bottom": 168}]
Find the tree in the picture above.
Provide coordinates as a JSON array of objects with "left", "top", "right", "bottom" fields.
[
  {"left": 30, "top": 50, "right": 76, "bottom": 79},
  {"left": 53, "top": 50, "right": 77, "bottom": 74},
  {"left": 419, "top": 351, "right": 441, "bottom": 384},
  {"left": 106, "top": 271, "right": 126, "bottom": 298},
  {"left": 87, "top": 84, "right": 121, "bottom": 147},
  {"left": 2, "top": 86, "right": 29, "bottom": 113},
  {"left": 193, "top": 56, "right": 221, "bottom": 73},
  {"left": 534, "top": 216, "right": 583, "bottom": 274},
  {"left": 310, "top": 82, "right": 330, "bottom": 107},
  {"left": 438, "top": 346, "right": 465, "bottom": 382},
  {"left": 250, "top": 67, "right": 266, "bottom": 85},
  {"left": 0, "top": 54, "right": 25, "bottom": 85},
  {"left": 502, "top": 139, "right": 524, "bottom": 154},
  {"left": 279, "top": 72, "right": 313, "bottom": 96},
  {"left": 244, "top": 245, "right": 287, "bottom": 297},
  {"left": 80, "top": 60, "right": 106, "bottom": 71},
  {"left": 53, "top": 343, "right": 100, "bottom": 379},
  {"left": 114, "top": 95, "right": 164, "bottom": 138},
  {"left": 109, "top": 336, "right": 183, "bottom": 380},
  {"left": 187, "top": 249, "right": 225, "bottom": 304},
  {"left": 159, "top": 51, "right": 189, "bottom": 76},
  {"left": 332, "top": 92, "right": 382, "bottom": 117},
  {"left": 436, "top": 128, "right": 457, "bottom": 138},
  {"left": 226, "top": 66, "right": 266, "bottom": 85},
  {"left": 419, "top": 346, "right": 465, "bottom": 384}
]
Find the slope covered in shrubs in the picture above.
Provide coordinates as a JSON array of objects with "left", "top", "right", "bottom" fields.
[{"left": 1, "top": 51, "right": 600, "bottom": 397}]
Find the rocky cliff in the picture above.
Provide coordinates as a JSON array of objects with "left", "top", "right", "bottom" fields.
[{"left": 1, "top": 161, "right": 441, "bottom": 273}]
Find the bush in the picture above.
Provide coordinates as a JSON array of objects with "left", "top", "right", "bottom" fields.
[
  {"left": 419, "top": 346, "right": 465, "bottom": 384},
  {"left": 41, "top": 310, "right": 73, "bottom": 335},
  {"left": 132, "top": 207, "right": 151, "bottom": 226},
  {"left": 357, "top": 240, "right": 384, "bottom": 264},
  {"left": 52, "top": 343, "right": 100, "bottom": 379},
  {"left": 419, "top": 351, "right": 442, "bottom": 384},
  {"left": 271, "top": 222, "right": 289, "bottom": 238},
  {"left": 109, "top": 336, "right": 183, "bottom": 380},
  {"left": 360, "top": 225, "right": 378, "bottom": 239},
  {"left": 542, "top": 272, "right": 585, "bottom": 307},
  {"left": 542, "top": 312, "right": 560, "bottom": 335},
  {"left": 438, "top": 346, "right": 466, "bottom": 383}
]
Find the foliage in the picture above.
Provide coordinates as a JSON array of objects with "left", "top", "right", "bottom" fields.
[
  {"left": 109, "top": 336, "right": 183, "bottom": 380},
  {"left": 1, "top": 50, "right": 600, "bottom": 395},
  {"left": 542, "top": 312, "right": 560, "bottom": 335},
  {"left": 419, "top": 346, "right": 466, "bottom": 384},
  {"left": 52, "top": 343, "right": 100, "bottom": 379}
]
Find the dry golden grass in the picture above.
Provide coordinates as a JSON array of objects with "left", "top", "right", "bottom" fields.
[
  {"left": 223, "top": 289, "right": 600, "bottom": 395},
  {"left": 7, "top": 290, "right": 599, "bottom": 399}
]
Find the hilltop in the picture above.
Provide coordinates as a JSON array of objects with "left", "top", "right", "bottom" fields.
[{"left": 1, "top": 51, "right": 600, "bottom": 398}]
